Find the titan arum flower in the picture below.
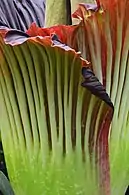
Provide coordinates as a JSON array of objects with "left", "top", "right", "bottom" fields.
[
  {"left": 72, "top": 0, "right": 129, "bottom": 194},
  {"left": 0, "top": 0, "right": 128, "bottom": 195}
]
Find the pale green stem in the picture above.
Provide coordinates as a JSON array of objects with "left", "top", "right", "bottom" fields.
[{"left": 45, "top": 0, "right": 67, "bottom": 27}]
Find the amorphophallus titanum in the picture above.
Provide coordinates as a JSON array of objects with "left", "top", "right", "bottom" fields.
[
  {"left": 0, "top": 0, "right": 45, "bottom": 30},
  {"left": 0, "top": 0, "right": 128, "bottom": 195},
  {"left": 72, "top": 0, "right": 129, "bottom": 194}
]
